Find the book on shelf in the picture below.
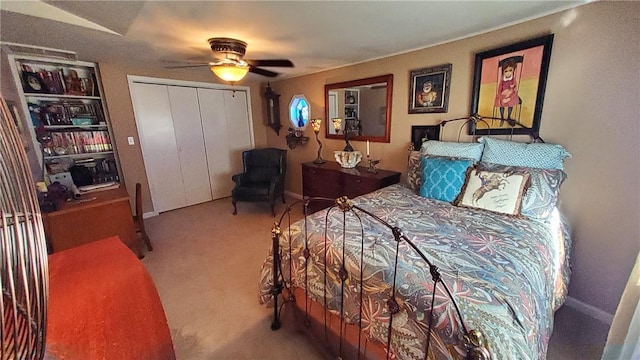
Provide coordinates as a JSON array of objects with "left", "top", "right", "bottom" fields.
[
  {"left": 39, "top": 69, "right": 66, "bottom": 95},
  {"left": 47, "top": 157, "right": 119, "bottom": 186},
  {"left": 46, "top": 130, "right": 113, "bottom": 155}
]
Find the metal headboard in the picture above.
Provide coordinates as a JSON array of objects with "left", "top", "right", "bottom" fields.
[{"left": 412, "top": 114, "right": 546, "bottom": 151}]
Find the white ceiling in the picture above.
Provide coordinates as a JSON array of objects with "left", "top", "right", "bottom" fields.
[{"left": 1, "top": 1, "right": 588, "bottom": 82}]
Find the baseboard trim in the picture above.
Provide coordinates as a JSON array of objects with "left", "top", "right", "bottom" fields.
[
  {"left": 285, "top": 190, "right": 303, "bottom": 200},
  {"left": 564, "top": 296, "right": 614, "bottom": 325},
  {"left": 143, "top": 211, "right": 158, "bottom": 219}
]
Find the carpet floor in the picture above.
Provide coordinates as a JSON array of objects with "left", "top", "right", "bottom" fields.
[{"left": 141, "top": 196, "right": 609, "bottom": 359}]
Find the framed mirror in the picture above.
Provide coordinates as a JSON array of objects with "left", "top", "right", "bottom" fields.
[{"left": 325, "top": 74, "right": 393, "bottom": 143}]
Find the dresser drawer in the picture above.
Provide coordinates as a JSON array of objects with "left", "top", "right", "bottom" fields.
[
  {"left": 302, "top": 161, "right": 400, "bottom": 213},
  {"left": 303, "top": 166, "right": 341, "bottom": 198},
  {"left": 343, "top": 174, "right": 380, "bottom": 198}
]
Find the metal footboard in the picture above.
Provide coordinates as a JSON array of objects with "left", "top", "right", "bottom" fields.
[{"left": 268, "top": 196, "right": 491, "bottom": 360}]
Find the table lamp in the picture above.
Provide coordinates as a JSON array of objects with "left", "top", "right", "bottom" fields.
[{"left": 310, "top": 118, "right": 325, "bottom": 164}]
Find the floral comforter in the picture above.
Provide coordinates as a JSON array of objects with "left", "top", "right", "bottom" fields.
[{"left": 259, "top": 184, "right": 571, "bottom": 359}]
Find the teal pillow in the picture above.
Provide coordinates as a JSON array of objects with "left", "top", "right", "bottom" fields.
[{"left": 419, "top": 156, "right": 474, "bottom": 202}]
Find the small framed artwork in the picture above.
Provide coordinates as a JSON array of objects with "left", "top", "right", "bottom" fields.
[
  {"left": 469, "top": 34, "right": 554, "bottom": 136},
  {"left": 42, "top": 103, "right": 68, "bottom": 125},
  {"left": 21, "top": 71, "right": 47, "bottom": 94},
  {"left": 64, "top": 102, "right": 95, "bottom": 117},
  {"left": 288, "top": 94, "right": 310, "bottom": 130},
  {"left": 408, "top": 63, "right": 452, "bottom": 114},
  {"left": 411, "top": 125, "right": 441, "bottom": 151}
]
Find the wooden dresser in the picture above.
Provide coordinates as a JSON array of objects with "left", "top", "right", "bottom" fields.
[
  {"left": 42, "top": 187, "right": 139, "bottom": 255},
  {"left": 302, "top": 161, "right": 401, "bottom": 213}
]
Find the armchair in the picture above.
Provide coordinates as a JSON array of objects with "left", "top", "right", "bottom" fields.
[{"left": 231, "top": 148, "right": 287, "bottom": 217}]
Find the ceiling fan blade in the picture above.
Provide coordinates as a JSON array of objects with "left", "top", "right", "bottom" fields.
[
  {"left": 165, "top": 63, "right": 211, "bottom": 69},
  {"left": 249, "top": 67, "right": 279, "bottom": 78},
  {"left": 245, "top": 59, "right": 293, "bottom": 68}
]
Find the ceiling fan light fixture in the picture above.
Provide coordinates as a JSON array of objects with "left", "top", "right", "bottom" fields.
[{"left": 210, "top": 63, "right": 249, "bottom": 82}]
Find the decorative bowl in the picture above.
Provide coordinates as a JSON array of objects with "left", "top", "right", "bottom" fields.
[{"left": 334, "top": 150, "right": 362, "bottom": 168}]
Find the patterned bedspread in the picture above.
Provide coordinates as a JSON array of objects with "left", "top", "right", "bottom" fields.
[{"left": 259, "top": 184, "right": 571, "bottom": 359}]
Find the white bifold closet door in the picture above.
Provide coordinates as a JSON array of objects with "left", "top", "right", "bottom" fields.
[
  {"left": 130, "top": 83, "right": 189, "bottom": 213},
  {"left": 131, "top": 81, "right": 252, "bottom": 213},
  {"left": 167, "top": 86, "right": 212, "bottom": 205},
  {"left": 198, "top": 88, "right": 252, "bottom": 199}
]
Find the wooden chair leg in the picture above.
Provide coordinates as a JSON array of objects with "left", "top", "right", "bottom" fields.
[
  {"left": 270, "top": 202, "right": 275, "bottom": 218},
  {"left": 141, "top": 231, "right": 153, "bottom": 251},
  {"left": 232, "top": 200, "right": 238, "bottom": 215}
]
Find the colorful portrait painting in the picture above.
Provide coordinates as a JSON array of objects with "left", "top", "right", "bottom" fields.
[
  {"left": 470, "top": 35, "right": 554, "bottom": 136},
  {"left": 409, "top": 64, "right": 452, "bottom": 114}
]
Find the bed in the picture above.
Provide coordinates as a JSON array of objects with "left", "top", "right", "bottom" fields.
[{"left": 259, "top": 136, "right": 571, "bottom": 359}]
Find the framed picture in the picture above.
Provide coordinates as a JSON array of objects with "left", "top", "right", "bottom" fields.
[
  {"left": 64, "top": 102, "right": 95, "bottom": 117},
  {"left": 411, "top": 125, "right": 441, "bottom": 151},
  {"left": 42, "top": 103, "right": 68, "bottom": 125},
  {"left": 21, "top": 71, "right": 47, "bottom": 94},
  {"left": 408, "top": 63, "right": 452, "bottom": 114},
  {"left": 469, "top": 34, "right": 554, "bottom": 136}
]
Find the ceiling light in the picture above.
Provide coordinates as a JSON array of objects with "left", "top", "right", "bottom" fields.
[{"left": 210, "top": 63, "right": 249, "bottom": 82}]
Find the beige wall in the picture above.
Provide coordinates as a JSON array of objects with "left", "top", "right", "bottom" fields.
[{"left": 266, "top": 1, "right": 640, "bottom": 318}]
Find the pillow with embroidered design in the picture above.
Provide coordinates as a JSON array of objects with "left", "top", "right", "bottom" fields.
[
  {"left": 477, "top": 162, "right": 567, "bottom": 220},
  {"left": 457, "top": 168, "right": 530, "bottom": 216}
]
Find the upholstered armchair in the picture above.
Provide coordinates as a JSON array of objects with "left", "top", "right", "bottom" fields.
[{"left": 231, "top": 148, "right": 287, "bottom": 217}]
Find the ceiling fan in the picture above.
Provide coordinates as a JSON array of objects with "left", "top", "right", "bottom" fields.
[{"left": 167, "top": 37, "right": 294, "bottom": 82}]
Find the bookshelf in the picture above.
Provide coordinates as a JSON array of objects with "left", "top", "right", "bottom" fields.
[
  {"left": 343, "top": 89, "right": 361, "bottom": 135},
  {"left": 8, "top": 54, "right": 121, "bottom": 186}
]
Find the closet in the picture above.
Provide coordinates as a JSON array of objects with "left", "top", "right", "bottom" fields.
[{"left": 128, "top": 77, "right": 253, "bottom": 213}]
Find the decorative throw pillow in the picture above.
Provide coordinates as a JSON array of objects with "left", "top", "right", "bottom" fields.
[
  {"left": 421, "top": 140, "right": 484, "bottom": 161},
  {"left": 419, "top": 156, "right": 474, "bottom": 202},
  {"left": 478, "top": 162, "right": 567, "bottom": 220},
  {"left": 406, "top": 151, "right": 422, "bottom": 192},
  {"left": 457, "top": 169, "right": 530, "bottom": 216},
  {"left": 478, "top": 136, "right": 571, "bottom": 170}
]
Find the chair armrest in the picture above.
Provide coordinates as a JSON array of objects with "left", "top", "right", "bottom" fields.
[{"left": 232, "top": 173, "right": 249, "bottom": 185}]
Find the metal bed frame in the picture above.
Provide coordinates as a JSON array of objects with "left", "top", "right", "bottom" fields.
[{"left": 267, "top": 196, "right": 491, "bottom": 360}]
